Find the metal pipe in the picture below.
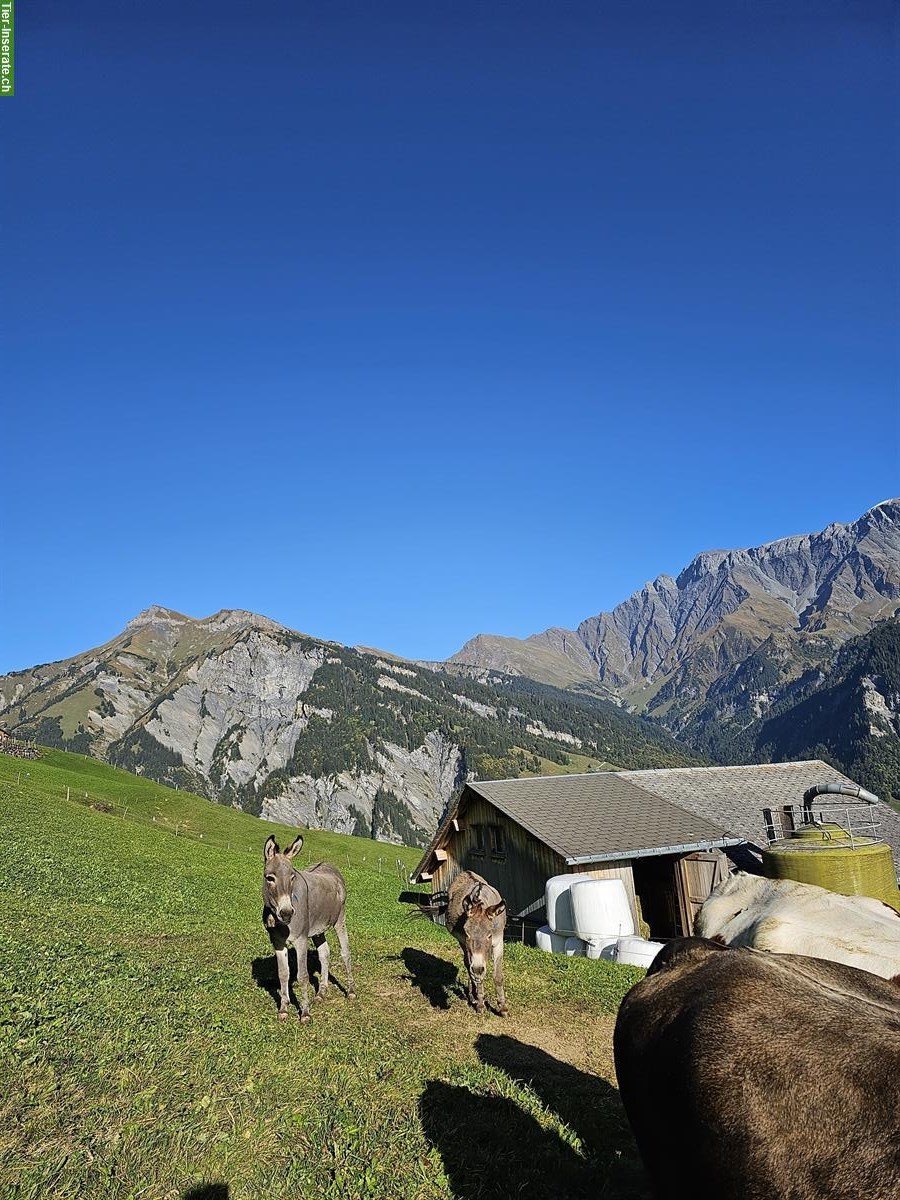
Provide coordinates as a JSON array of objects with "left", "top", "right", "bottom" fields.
[{"left": 802, "top": 782, "right": 880, "bottom": 810}]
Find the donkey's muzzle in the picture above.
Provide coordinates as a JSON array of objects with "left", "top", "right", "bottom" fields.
[{"left": 277, "top": 905, "right": 294, "bottom": 922}]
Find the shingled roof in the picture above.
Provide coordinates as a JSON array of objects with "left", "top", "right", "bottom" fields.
[
  {"left": 413, "top": 770, "right": 741, "bottom": 879},
  {"left": 466, "top": 773, "right": 738, "bottom": 863},
  {"left": 413, "top": 759, "right": 900, "bottom": 880},
  {"left": 620, "top": 760, "right": 900, "bottom": 866}
]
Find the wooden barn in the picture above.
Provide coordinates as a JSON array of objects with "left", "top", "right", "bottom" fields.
[{"left": 411, "top": 761, "right": 900, "bottom": 939}]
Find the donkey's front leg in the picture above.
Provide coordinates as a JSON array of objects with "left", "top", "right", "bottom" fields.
[
  {"left": 470, "top": 966, "right": 486, "bottom": 1013},
  {"left": 492, "top": 933, "right": 508, "bottom": 1016},
  {"left": 275, "top": 945, "right": 291, "bottom": 1020},
  {"left": 465, "top": 950, "right": 480, "bottom": 1008},
  {"left": 296, "top": 938, "right": 311, "bottom": 1023}
]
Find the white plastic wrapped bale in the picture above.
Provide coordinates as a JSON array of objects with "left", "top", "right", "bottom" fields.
[
  {"left": 564, "top": 937, "right": 587, "bottom": 956},
  {"left": 585, "top": 936, "right": 619, "bottom": 961},
  {"left": 570, "top": 879, "right": 635, "bottom": 942},
  {"left": 615, "top": 936, "right": 665, "bottom": 968},
  {"left": 544, "top": 872, "right": 594, "bottom": 935},
  {"left": 535, "top": 925, "right": 569, "bottom": 954}
]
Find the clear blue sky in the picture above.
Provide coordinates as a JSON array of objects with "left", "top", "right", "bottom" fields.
[{"left": 2, "top": 0, "right": 898, "bottom": 672}]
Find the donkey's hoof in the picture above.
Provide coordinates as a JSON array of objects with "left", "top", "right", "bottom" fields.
[
  {"left": 300, "top": 1011, "right": 311, "bottom": 1024},
  {"left": 498, "top": 1006, "right": 509, "bottom": 1017},
  {"left": 348, "top": 991, "right": 356, "bottom": 1001},
  {"left": 277, "top": 1010, "right": 290, "bottom": 1021},
  {"left": 474, "top": 1004, "right": 486, "bottom": 1015}
]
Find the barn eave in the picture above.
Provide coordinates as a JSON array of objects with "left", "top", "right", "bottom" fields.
[{"left": 565, "top": 836, "right": 745, "bottom": 866}]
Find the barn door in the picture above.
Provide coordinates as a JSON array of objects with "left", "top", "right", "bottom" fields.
[{"left": 675, "top": 853, "right": 724, "bottom": 934}]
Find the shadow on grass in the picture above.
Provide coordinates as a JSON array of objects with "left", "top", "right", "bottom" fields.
[
  {"left": 419, "top": 1037, "right": 649, "bottom": 1200},
  {"left": 476, "top": 1034, "right": 640, "bottom": 1163},
  {"left": 399, "top": 947, "right": 461, "bottom": 1010},
  {"left": 251, "top": 945, "right": 343, "bottom": 1010},
  {"left": 182, "top": 1185, "right": 229, "bottom": 1200},
  {"left": 420, "top": 1081, "right": 590, "bottom": 1199}
]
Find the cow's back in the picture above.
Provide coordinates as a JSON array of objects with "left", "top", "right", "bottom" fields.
[
  {"left": 614, "top": 938, "right": 900, "bottom": 1200},
  {"left": 696, "top": 871, "right": 900, "bottom": 980}
]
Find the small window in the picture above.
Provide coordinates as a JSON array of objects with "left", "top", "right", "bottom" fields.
[
  {"left": 472, "top": 824, "right": 486, "bottom": 856},
  {"left": 490, "top": 825, "right": 503, "bottom": 854}
]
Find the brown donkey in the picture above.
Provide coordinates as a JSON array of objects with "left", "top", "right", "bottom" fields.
[
  {"left": 446, "top": 870, "right": 508, "bottom": 1015},
  {"left": 262, "top": 834, "right": 355, "bottom": 1022}
]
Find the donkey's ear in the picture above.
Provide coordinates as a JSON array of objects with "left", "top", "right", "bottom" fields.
[
  {"left": 485, "top": 901, "right": 506, "bottom": 919},
  {"left": 284, "top": 834, "right": 304, "bottom": 860},
  {"left": 264, "top": 835, "right": 279, "bottom": 861},
  {"left": 462, "top": 893, "right": 478, "bottom": 913}
]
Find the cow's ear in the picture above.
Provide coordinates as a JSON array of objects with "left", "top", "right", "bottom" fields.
[
  {"left": 284, "top": 834, "right": 304, "bottom": 860},
  {"left": 264, "top": 836, "right": 279, "bottom": 861},
  {"left": 486, "top": 901, "right": 506, "bottom": 919}
]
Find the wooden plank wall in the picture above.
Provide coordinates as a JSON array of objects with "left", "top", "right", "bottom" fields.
[{"left": 432, "top": 794, "right": 567, "bottom": 918}]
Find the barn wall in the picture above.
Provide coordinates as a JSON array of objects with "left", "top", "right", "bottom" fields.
[
  {"left": 424, "top": 789, "right": 730, "bottom": 935},
  {"left": 431, "top": 794, "right": 566, "bottom": 918}
]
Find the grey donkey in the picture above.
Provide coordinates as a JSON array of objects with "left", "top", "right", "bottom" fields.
[
  {"left": 446, "top": 870, "right": 508, "bottom": 1015},
  {"left": 262, "top": 834, "right": 355, "bottom": 1022}
]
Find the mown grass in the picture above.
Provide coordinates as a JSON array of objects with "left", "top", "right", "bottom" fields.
[{"left": 0, "top": 749, "right": 649, "bottom": 1200}]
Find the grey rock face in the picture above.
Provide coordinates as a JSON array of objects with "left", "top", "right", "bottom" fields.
[
  {"left": 258, "top": 731, "right": 466, "bottom": 842},
  {"left": 145, "top": 633, "right": 326, "bottom": 792},
  {"left": 450, "top": 500, "right": 900, "bottom": 741}
]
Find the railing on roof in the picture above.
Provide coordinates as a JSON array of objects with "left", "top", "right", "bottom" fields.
[{"left": 763, "top": 802, "right": 884, "bottom": 851}]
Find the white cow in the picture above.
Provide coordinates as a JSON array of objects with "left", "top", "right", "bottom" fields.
[{"left": 695, "top": 871, "right": 900, "bottom": 981}]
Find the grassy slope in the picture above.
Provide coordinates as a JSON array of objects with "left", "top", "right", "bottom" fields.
[
  {"left": 0, "top": 750, "right": 648, "bottom": 1200},
  {"left": 526, "top": 751, "right": 621, "bottom": 776}
]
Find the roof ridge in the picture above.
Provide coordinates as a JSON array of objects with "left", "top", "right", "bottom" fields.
[
  {"left": 620, "top": 760, "right": 831, "bottom": 776},
  {"left": 464, "top": 769, "right": 614, "bottom": 785}
]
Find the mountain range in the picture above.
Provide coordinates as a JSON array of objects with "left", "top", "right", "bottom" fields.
[
  {"left": 451, "top": 498, "right": 900, "bottom": 750},
  {"left": 2, "top": 498, "right": 898, "bottom": 839},
  {"left": 0, "top": 608, "right": 698, "bottom": 845}
]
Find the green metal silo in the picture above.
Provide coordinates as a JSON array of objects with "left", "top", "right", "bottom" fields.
[
  {"left": 762, "top": 784, "right": 900, "bottom": 913},
  {"left": 762, "top": 824, "right": 900, "bottom": 911}
]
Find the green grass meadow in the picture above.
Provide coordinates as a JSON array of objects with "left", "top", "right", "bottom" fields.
[{"left": 0, "top": 749, "right": 649, "bottom": 1200}]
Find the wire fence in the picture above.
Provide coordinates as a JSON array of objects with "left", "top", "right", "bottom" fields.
[{"left": 2, "top": 767, "right": 423, "bottom": 883}]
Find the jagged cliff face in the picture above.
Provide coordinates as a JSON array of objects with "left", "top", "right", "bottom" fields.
[
  {"left": 0, "top": 608, "right": 700, "bottom": 844},
  {"left": 707, "top": 618, "right": 900, "bottom": 804},
  {"left": 451, "top": 499, "right": 900, "bottom": 744},
  {"left": 579, "top": 499, "right": 900, "bottom": 693}
]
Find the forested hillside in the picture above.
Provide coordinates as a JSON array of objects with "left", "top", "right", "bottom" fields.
[
  {"left": 700, "top": 619, "right": 900, "bottom": 807},
  {"left": 1, "top": 608, "right": 701, "bottom": 846}
]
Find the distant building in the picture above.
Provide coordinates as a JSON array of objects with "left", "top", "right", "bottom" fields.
[{"left": 412, "top": 761, "right": 900, "bottom": 940}]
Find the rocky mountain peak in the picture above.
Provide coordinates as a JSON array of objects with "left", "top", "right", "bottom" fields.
[
  {"left": 0, "top": 607, "right": 700, "bottom": 845},
  {"left": 125, "top": 605, "right": 191, "bottom": 630},
  {"left": 451, "top": 499, "right": 900, "bottom": 741}
]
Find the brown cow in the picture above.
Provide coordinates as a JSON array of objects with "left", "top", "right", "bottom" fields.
[{"left": 614, "top": 938, "right": 900, "bottom": 1200}]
